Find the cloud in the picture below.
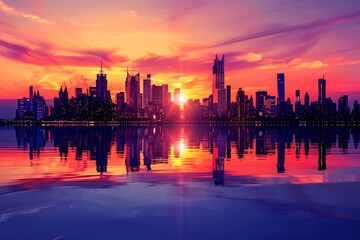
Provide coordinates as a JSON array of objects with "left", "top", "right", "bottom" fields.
[
  {"left": 0, "top": 39, "right": 128, "bottom": 67},
  {"left": 290, "top": 58, "right": 327, "bottom": 69},
  {"left": 235, "top": 52, "right": 263, "bottom": 62},
  {"left": 135, "top": 53, "right": 210, "bottom": 75},
  {"left": 193, "top": 10, "right": 360, "bottom": 50},
  {"left": 0, "top": 0, "right": 54, "bottom": 24}
]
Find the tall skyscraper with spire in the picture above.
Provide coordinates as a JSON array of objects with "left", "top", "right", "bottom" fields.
[
  {"left": 96, "top": 61, "right": 108, "bottom": 100},
  {"left": 212, "top": 54, "right": 226, "bottom": 117},
  {"left": 125, "top": 67, "right": 141, "bottom": 113}
]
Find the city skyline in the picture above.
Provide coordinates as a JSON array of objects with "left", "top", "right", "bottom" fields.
[
  {"left": 13, "top": 54, "right": 360, "bottom": 122},
  {"left": 1, "top": 0, "right": 360, "bottom": 104}
]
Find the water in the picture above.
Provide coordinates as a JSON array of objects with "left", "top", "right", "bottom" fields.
[{"left": 0, "top": 126, "right": 360, "bottom": 239}]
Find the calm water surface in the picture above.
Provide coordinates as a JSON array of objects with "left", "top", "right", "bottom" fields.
[{"left": 1, "top": 126, "right": 360, "bottom": 239}]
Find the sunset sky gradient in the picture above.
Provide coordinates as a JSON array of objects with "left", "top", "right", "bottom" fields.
[{"left": 1, "top": 0, "right": 360, "bottom": 104}]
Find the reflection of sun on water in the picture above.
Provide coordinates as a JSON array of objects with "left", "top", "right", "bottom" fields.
[{"left": 170, "top": 139, "right": 186, "bottom": 167}]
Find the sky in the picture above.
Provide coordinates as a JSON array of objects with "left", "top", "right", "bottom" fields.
[{"left": 1, "top": 0, "right": 360, "bottom": 104}]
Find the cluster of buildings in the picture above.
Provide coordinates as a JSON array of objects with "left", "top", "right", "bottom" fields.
[{"left": 16, "top": 55, "right": 360, "bottom": 122}]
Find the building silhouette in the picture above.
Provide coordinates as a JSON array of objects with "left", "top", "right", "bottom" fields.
[
  {"left": 318, "top": 77, "right": 326, "bottom": 104},
  {"left": 75, "top": 88, "right": 82, "bottom": 98},
  {"left": 16, "top": 86, "right": 47, "bottom": 120},
  {"left": 143, "top": 74, "right": 152, "bottom": 108},
  {"left": 125, "top": 70, "right": 141, "bottom": 114},
  {"left": 256, "top": 90, "right": 267, "bottom": 117},
  {"left": 212, "top": 54, "right": 226, "bottom": 117},
  {"left": 236, "top": 88, "right": 246, "bottom": 121},
  {"left": 277, "top": 73, "right": 285, "bottom": 104},
  {"left": 96, "top": 61, "right": 109, "bottom": 100}
]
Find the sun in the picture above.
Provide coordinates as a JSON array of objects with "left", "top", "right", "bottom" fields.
[{"left": 179, "top": 94, "right": 186, "bottom": 104}]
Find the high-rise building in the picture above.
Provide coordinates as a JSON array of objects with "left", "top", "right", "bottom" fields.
[
  {"left": 338, "top": 95, "right": 349, "bottom": 112},
  {"left": 29, "top": 86, "right": 34, "bottom": 112},
  {"left": 295, "top": 90, "right": 300, "bottom": 103},
  {"left": 226, "top": 85, "right": 231, "bottom": 118},
  {"left": 264, "top": 95, "right": 276, "bottom": 118},
  {"left": 59, "top": 86, "right": 68, "bottom": 102},
  {"left": 304, "top": 92, "right": 310, "bottom": 106},
  {"left": 143, "top": 74, "right": 151, "bottom": 108},
  {"left": 162, "top": 84, "right": 169, "bottom": 109},
  {"left": 96, "top": 61, "right": 108, "bottom": 100},
  {"left": 89, "top": 87, "right": 97, "bottom": 97},
  {"left": 33, "top": 91, "right": 47, "bottom": 120},
  {"left": 174, "top": 88, "right": 181, "bottom": 106},
  {"left": 212, "top": 54, "right": 226, "bottom": 117},
  {"left": 277, "top": 73, "right": 285, "bottom": 104},
  {"left": 75, "top": 88, "right": 82, "bottom": 98},
  {"left": 256, "top": 91, "right": 267, "bottom": 112},
  {"left": 117, "top": 92, "right": 125, "bottom": 111},
  {"left": 318, "top": 77, "right": 326, "bottom": 104},
  {"left": 236, "top": 88, "right": 246, "bottom": 121},
  {"left": 218, "top": 88, "right": 227, "bottom": 117},
  {"left": 16, "top": 97, "right": 30, "bottom": 119},
  {"left": 125, "top": 70, "right": 141, "bottom": 113},
  {"left": 152, "top": 85, "right": 163, "bottom": 109}
]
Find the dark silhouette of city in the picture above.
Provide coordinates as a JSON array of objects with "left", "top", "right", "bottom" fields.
[{"left": 9, "top": 55, "right": 360, "bottom": 125}]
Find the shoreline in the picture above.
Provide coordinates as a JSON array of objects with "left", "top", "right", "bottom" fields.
[{"left": 1, "top": 119, "right": 360, "bottom": 127}]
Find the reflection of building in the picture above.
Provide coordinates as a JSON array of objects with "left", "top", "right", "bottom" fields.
[
  {"left": 318, "top": 136, "right": 327, "bottom": 171},
  {"left": 125, "top": 128, "right": 141, "bottom": 172},
  {"left": 212, "top": 129, "right": 226, "bottom": 186},
  {"left": 15, "top": 127, "right": 46, "bottom": 160},
  {"left": 277, "top": 132, "right": 285, "bottom": 173},
  {"left": 95, "top": 129, "right": 111, "bottom": 175}
]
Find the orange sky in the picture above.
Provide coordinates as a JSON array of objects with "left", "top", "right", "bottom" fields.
[{"left": 1, "top": 0, "right": 360, "bottom": 104}]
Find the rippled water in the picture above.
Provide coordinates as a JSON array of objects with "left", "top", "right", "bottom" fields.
[{"left": 1, "top": 126, "right": 360, "bottom": 239}]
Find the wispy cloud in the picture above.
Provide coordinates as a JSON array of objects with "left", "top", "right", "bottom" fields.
[
  {"left": 0, "top": 0, "right": 54, "bottom": 24},
  {"left": 0, "top": 39, "right": 128, "bottom": 67},
  {"left": 194, "top": 10, "right": 360, "bottom": 50}
]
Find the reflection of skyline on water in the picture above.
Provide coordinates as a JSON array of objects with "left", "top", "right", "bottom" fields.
[{"left": 10, "top": 126, "right": 360, "bottom": 185}]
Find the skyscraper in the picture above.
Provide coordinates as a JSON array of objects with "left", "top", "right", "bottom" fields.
[
  {"left": 75, "top": 88, "right": 82, "bottom": 98},
  {"left": 96, "top": 61, "right": 108, "bottom": 100},
  {"left": 162, "top": 84, "right": 169, "bottom": 109},
  {"left": 152, "top": 85, "right": 163, "bottom": 109},
  {"left": 277, "top": 73, "right": 285, "bottom": 104},
  {"left": 338, "top": 95, "right": 349, "bottom": 112},
  {"left": 143, "top": 74, "right": 151, "bottom": 108},
  {"left": 29, "top": 85, "right": 33, "bottom": 112},
  {"left": 212, "top": 54, "right": 226, "bottom": 117},
  {"left": 236, "top": 88, "right": 245, "bottom": 121},
  {"left": 304, "top": 92, "right": 310, "bottom": 106},
  {"left": 295, "top": 90, "right": 300, "bottom": 103},
  {"left": 318, "top": 77, "right": 326, "bottom": 104},
  {"left": 117, "top": 92, "right": 125, "bottom": 111},
  {"left": 125, "top": 70, "right": 140, "bottom": 113},
  {"left": 226, "top": 85, "right": 231, "bottom": 118},
  {"left": 256, "top": 91, "right": 267, "bottom": 112}
]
